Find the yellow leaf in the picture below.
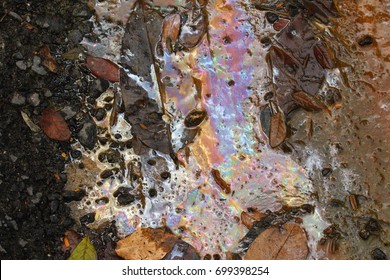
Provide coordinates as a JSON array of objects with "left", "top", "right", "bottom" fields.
[{"left": 68, "top": 236, "right": 97, "bottom": 260}]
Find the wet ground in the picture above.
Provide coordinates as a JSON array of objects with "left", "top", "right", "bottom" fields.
[{"left": 0, "top": 0, "right": 389, "bottom": 260}]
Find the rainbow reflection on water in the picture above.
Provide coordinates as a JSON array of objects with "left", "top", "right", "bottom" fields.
[{"left": 72, "top": 0, "right": 314, "bottom": 258}]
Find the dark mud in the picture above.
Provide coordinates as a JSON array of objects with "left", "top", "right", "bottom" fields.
[{"left": 0, "top": 0, "right": 117, "bottom": 259}]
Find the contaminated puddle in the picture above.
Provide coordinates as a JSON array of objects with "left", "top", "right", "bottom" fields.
[{"left": 65, "top": 0, "right": 389, "bottom": 259}]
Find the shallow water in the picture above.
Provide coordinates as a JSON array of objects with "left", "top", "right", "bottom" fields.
[{"left": 67, "top": 0, "right": 389, "bottom": 259}]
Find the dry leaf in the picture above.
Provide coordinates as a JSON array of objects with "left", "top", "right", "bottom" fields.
[
  {"left": 86, "top": 55, "right": 120, "bottom": 82},
  {"left": 115, "top": 228, "right": 178, "bottom": 260},
  {"left": 211, "top": 169, "right": 231, "bottom": 194},
  {"left": 292, "top": 91, "right": 325, "bottom": 111},
  {"left": 269, "top": 102, "right": 287, "bottom": 148},
  {"left": 244, "top": 223, "right": 308, "bottom": 260},
  {"left": 39, "top": 46, "right": 57, "bottom": 73},
  {"left": 21, "top": 111, "right": 40, "bottom": 132},
  {"left": 39, "top": 108, "right": 71, "bottom": 141},
  {"left": 313, "top": 43, "right": 334, "bottom": 69}
]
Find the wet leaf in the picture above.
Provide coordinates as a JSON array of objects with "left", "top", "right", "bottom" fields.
[
  {"left": 86, "top": 55, "right": 120, "bottom": 82},
  {"left": 273, "top": 18, "right": 289, "bottom": 31},
  {"left": 244, "top": 223, "right": 308, "bottom": 260},
  {"left": 302, "top": 0, "right": 339, "bottom": 18},
  {"left": 115, "top": 228, "right": 178, "bottom": 260},
  {"left": 313, "top": 43, "right": 334, "bottom": 69},
  {"left": 121, "top": 5, "right": 171, "bottom": 154},
  {"left": 268, "top": 102, "right": 287, "bottom": 148},
  {"left": 211, "top": 169, "right": 231, "bottom": 194},
  {"left": 62, "top": 230, "right": 82, "bottom": 254},
  {"left": 39, "top": 108, "right": 71, "bottom": 141},
  {"left": 39, "top": 47, "right": 57, "bottom": 73},
  {"left": 161, "top": 13, "right": 181, "bottom": 52},
  {"left": 241, "top": 208, "right": 267, "bottom": 229},
  {"left": 270, "top": 46, "right": 300, "bottom": 78},
  {"left": 178, "top": 5, "right": 207, "bottom": 49},
  {"left": 163, "top": 239, "right": 200, "bottom": 260},
  {"left": 292, "top": 91, "right": 325, "bottom": 111},
  {"left": 68, "top": 236, "right": 97, "bottom": 260},
  {"left": 184, "top": 109, "right": 207, "bottom": 128}
]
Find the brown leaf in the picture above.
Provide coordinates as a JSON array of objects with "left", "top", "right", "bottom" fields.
[
  {"left": 163, "top": 239, "right": 200, "bottom": 260},
  {"left": 273, "top": 18, "right": 290, "bottom": 31},
  {"left": 162, "top": 13, "right": 181, "bottom": 52},
  {"left": 244, "top": 223, "right": 308, "bottom": 260},
  {"left": 292, "top": 91, "right": 325, "bottom": 111},
  {"left": 39, "top": 46, "right": 57, "bottom": 73},
  {"left": 269, "top": 102, "right": 287, "bottom": 148},
  {"left": 39, "top": 108, "right": 71, "bottom": 141},
  {"left": 179, "top": 5, "right": 207, "bottom": 49},
  {"left": 313, "top": 43, "right": 334, "bottom": 69},
  {"left": 115, "top": 228, "right": 178, "bottom": 260},
  {"left": 184, "top": 109, "right": 207, "bottom": 128},
  {"left": 211, "top": 169, "right": 231, "bottom": 194},
  {"left": 62, "top": 230, "right": 82, "bottom": 254},
  {"left": 86, "top": 56, "right": 120, "bottom": 82},
  {"left": 241, "top": 208, "right": 267, "bottom": 229}
]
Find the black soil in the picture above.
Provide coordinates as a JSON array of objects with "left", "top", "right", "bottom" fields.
[{"left": 0, "top": 0, "right": 116, "bottom": 259}]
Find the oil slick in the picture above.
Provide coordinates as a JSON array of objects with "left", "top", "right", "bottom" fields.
[{"left": 65, "top": 0, "right": 361, "bottom": 259}]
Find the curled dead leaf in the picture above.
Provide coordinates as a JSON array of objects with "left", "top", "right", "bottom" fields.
[
  {"left": 115, "top": 228, "right": 178, "bottom": 260},
  {"left": 162, "top": 13, "right": 181, "bottom": 52},
  {"left": 184, "top": 109, "right": 207, "bottom": 128},
  {"left": 39, "top": 108, "right": 71, "bottom": 141},
  {"left": 39, "top": 46, "right": 57, "bottom": 73},
  {"left": 211, "top": 169, "right": 231, "bottom": 194},
  {"left": 313, "top": 43, "right": 334, "bottom": 69},
  {"left": 21, "top": 111, "right": 40, "bottom": 132},
  {"left": 241, "top": 208, "right": 267, "bottom": 229},
  {"left": 86, "top": 55, "right": 120, "bottom": 82},
  {"left": 292, "top": 91, "right": 326, "bottom": 111},
  {"left": 244, "top": 223, "right": 308, "bottom": 260},
  {"left": 268, "top": 101, "right": 287, "bottom": 148}
]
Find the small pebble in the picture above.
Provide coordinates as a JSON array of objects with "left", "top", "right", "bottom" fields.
[
  {"left": 148, "top": 188, "right": 157, "bottom": 198},
  {"left": 78, "top": 122, "right": 97, "bottom": 150},
  {"left": 80, "top": 213, "right": 95, "bottom": 224},
  {"left": 358, "top": 229, "right": 370, "bottom": 240},
  {"left": 371, "top": 248, "right": 387, "bottom": 260},
  {"left": 260, "top": 37, "right": 272, "bottom": 47},
  {"left": 265, "top": 12, "right": 279, "bottom": 24},
  {"left": 50, "top": 200, "right": 59, "bottom": 213},
  {"left": 100, "top": 169, "right": 113, "bottom": 179},
  {"left": 62, "top": 190, "right": 86, "bottom": 202},
  {"left": 11, "top": 93, "right": 26, "bottom": 105},
  {"left": 16, "top": 60, "right": 28, "bottom": 70},
  {"left": 358, "top": 35, "right": 373, "bottom": 47},
  {"left": 117, "top": 193, "right": 135, "bottom": 205},
  {"left": 29, "top": 93, "right": 40, "bottom": 106},
  {"left": 321, "top": 168, "right": 332, "bottom": 177},
  {"left": 18, "top": 239, "right": 28, "bottom": 248},
  {"left": 70, "top": 149, "right": 82, "bottom": 159},
  {"left": 95, "top": 108, "right": 106, "bottom": 121}
]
